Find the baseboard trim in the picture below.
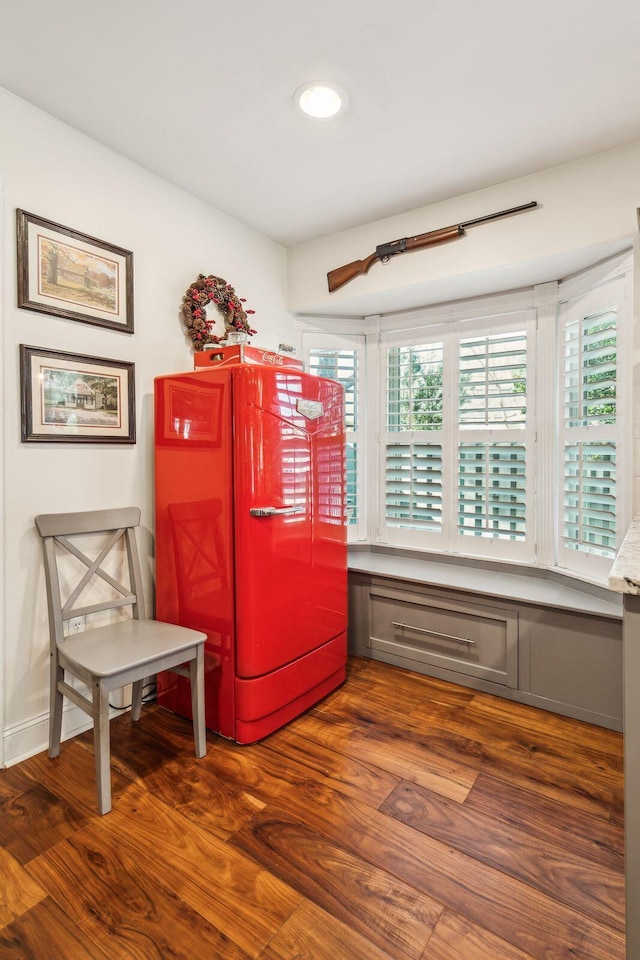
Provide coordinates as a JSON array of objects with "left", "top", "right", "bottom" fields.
[{"left": 2, "top": 701, "right": 128, "bottom": 768}]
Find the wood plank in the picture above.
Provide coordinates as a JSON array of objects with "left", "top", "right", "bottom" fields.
[
  {"left": 398, "top": 706, "right": 619, "bottom": 818},
  {"left": 347, "top": 657, "right": 477, "bottom": 708},
  {"left": 422, "top": 909, "right": 538, "bottom": 960},
  {"left": 379, "top": 779, "right": 624, "bottom": 933},
  {"left": 25, "top": 814, "right": 254, "bottom": 960},
  {"left": 0, "top": 783, "right": 89, "bottom": 866},
  {"left": 56, "top": 784, "right": 304, "bottom": 958},
  {"left": 464, "top": 691, "right": 623, "bottom": 759},
  {"left": 258, "top": 900, "right": 396, "bottom": 960},
  {"left": 345, "top": 654, "right": 374, "bottom": 679},
  {"left": 101, "top": 709, "right": 266, "bottom": 838},
  {"left": 290, "top": 713, "right": 478, "bottom": 803},
  {"left": 434, "top": 697, "right": 624, "bottom": 779},
  {"left": 186, "top": 736, "right": 308, "bottom": 807},
  {"left": 0, "top": 764, "right": 35, "bottom": 803},
  {"left": 260, "top": 723, "right": 401, "bottom": 807},
  {"left": 311, "top": 668, "right": 474, "bottom": 733},
  {"left": 307, "top": 675, "right": 621, "bottom": 817},
  {"left": 73, "top": 708, "right": 184, "bottom": 784},
  {"left": 15, "top": 741, "right": 133, "bottom": 815},
  {"left": 0, "top": 898, "right": 111, "bottom": 959},
  {"left": 0, "top": 848, "right": 47, "bottom": 930},
  {"left": 337, "top": 662, "right": 623, "bottom": 808},
  {"left": 152, "top": 707, "right": 387, "bottom": 805},
  {"left": 464, "top": 774, "right": 624, "bottom": 872},
  {"left": 609, "top": 805, "right": 625, "bottom": 830},
  {"left": 26, "top": 712, "right": 264, "bottom": 840},
  {"left": 249, "top": 782, "right": 624, "bottom": 960},
  {"left": 232, "top": 807, "right": 443, "bottom": 960},
  {"left": 153, "top": 705, "right": 403, "bottom": 814},
  {"left": 342, "top": 662, "right": 623, "bottom": 813}
]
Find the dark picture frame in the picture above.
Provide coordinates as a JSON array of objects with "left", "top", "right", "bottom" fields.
[
  {"left": 20, "top": 345, "right": 136, "bottom": 444},
  {"left": 16, "top": 210, "right": 134, "bottom": 333}
]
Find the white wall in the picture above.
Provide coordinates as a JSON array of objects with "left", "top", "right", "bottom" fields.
[
  {"left": 0, "top": 88, "right": 292, "bottom": 765},
  {"left": 288, "top": 140, "right": 640, "bottom": 318}
]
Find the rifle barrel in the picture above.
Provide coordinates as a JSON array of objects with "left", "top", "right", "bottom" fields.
[{"left": 460, "top": 201, "right": 538, "bottom": 230}]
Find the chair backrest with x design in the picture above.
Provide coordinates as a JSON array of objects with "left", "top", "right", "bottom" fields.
[{"left": 37, "top": 507, "right": 146, "bottom": 648}]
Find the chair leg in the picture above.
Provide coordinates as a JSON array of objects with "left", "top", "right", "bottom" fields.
[
  {"left": 190, "top": 646, "right": 206, "bottom": 759},
  {"left": 49, "top": 660, "right": 64, "bottom": 759},
  {"left": 130, "top": 679, "right": 144, "bottom": 722},
  {"left": 93, "top": 682, "right": 112, "bottom": 815}
]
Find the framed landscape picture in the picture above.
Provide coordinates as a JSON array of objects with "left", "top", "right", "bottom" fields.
[
  {"left": 20, "top": 345, "right": 136, "bottom": 444},
  {"left": 16, "top": 210, "right": 134, "bottom": 333}
]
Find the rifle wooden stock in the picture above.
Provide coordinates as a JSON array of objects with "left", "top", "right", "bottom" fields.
[
  {"left": 327, "top": 253, "right": 379, "bottom": 293},
  {"left": 327, "top": 200, "right": 538, "bottom": 293}
]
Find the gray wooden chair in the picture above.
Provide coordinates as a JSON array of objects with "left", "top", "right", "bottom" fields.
[{"left": 35, "top": 506, "right": 207, "bottom": 815}]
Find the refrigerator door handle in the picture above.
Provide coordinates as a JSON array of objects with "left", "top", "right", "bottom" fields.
[{"left": 249, "top": 505, "right": 304, "bottom": 517}]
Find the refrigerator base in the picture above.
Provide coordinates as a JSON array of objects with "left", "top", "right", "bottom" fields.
[
  {"left": 234, "top": 664, "right": 346, "bottom": 744},
  {"left": 157, "top": 630, "right": 347, "bottom": 743}
]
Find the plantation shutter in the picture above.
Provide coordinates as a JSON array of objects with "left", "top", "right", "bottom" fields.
[
  {"left": 454, "top": 324, "right": 535, "bottom": 561},
  {"left": 562, "top": 442, "right": 617, "bottom": 554},
  {"left": 558, "top": 278, "right": 626, "bottom": 575},
  {"left": 458, "top": 442, "right": 527, "bottom": 540},
  {"left": 305, "top": 335, "right": 366, "bottom": 541},
  {"left": 385, "top": 442, "right": 443, "bottom": 530},
  {"left": 381, "top": 341, "right": 447, "bottom": 547},
  {"left": 458, "top": 331, "right": 527, "bottom": 427}
]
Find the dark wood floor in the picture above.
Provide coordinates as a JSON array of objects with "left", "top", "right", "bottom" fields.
[{"left": 0, "top": 656, "right": 625, "bottom": 960}]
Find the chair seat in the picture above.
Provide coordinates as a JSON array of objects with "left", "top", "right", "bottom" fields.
[{"left": 59, "top": 619, "right": 206, "bottom": 678}]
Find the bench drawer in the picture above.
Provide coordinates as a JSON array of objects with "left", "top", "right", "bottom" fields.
[{"left": 368, "top": 586, "right": 518, "bottom": 687}]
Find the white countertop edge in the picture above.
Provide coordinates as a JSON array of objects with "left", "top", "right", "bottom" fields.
[{"left": 609, "top": 518, "right": 640, "bottom": 594}]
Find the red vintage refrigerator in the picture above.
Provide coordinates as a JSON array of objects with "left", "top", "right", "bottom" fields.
[{"left": 154, "top": 344, "right": 347, "bottom": 743}]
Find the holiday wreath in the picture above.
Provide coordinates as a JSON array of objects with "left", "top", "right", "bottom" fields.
[{"left": 181, "top": 274, "right": 256, "bottom": 350}]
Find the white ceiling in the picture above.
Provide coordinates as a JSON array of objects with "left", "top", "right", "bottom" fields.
[{"left": 1, "top": 0, "right": 639, "bottom": 248}]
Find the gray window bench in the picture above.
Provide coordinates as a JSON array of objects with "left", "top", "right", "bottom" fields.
[{"left": 348, "top": 547, "right": 623, "bottom": 731}]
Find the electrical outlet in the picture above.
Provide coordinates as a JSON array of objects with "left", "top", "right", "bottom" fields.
[{"left": 68, "top": 616, "right": 85, "bottom": 634}]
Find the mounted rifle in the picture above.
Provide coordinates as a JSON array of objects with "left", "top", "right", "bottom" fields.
[{"left": 327, "top": 200, "right": 539, "bottom": 293}]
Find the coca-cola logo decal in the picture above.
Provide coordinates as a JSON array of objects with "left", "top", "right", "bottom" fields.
[{"left": 262, "top": 351, "right": 284, "bottom": 366}]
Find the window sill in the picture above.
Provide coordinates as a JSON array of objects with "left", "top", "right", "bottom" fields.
[{"left": 348, "top": 545, "right": 622, "bottom": 619}]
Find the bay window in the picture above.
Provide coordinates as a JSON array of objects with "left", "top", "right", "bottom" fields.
[{"left": 299, "top": 251, "right": 632, "bottom": 583}]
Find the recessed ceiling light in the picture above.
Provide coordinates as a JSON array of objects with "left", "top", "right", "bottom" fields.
[{"left": 294, "top": 82, "right": 348, "bottom": 119}]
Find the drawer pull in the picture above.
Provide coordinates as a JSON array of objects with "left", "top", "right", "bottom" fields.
[{"left": 391, "top": 621, "right": 476, "bottom": 645}]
